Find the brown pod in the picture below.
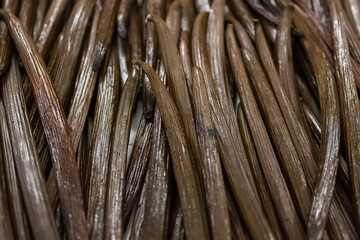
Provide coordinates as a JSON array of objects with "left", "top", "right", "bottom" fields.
[
  {"left": 1, "top": 57, "right": 59, "bottom": 240},
  {"left": 329, "top": 0, "right": 360, "bottom": 234},
  {"left": 0, "top": 0, "right": 19, "bottom": 75},
  {"left": 93, "top": 0, "right": 121, "bottom": 71},
  {"left": 86, "top": 43, "right": 120, "bottom": 240},
  {"left": 274, "top": 5, "right": 301, "bottom": 117},
  {"left": 104, "top": 67, "right": 140, "bottom": 240},
  {"left": 146, "top": 15, "right": 201, "bottom": 171},
  {"left": 226, "top": 24, "right": 305, "bottom": 239},
  {"left": 123, "top": 117, "right": 153, "bottom": 223},
  {"left": 139, "top": 62, "right": 172, "bottom": 240},
  {"left": 134, "top": 60, "right": 210, "bottom": 240},
  {"left": 192, "top": 67, "right": 231, "bottom": 240},
  {"left": 236, "top": 104, "right": 283, "bottom": 240},
  {"left": 117, "top": 0, "right": 133, "bottom": 38},
  {"left": 1, "top": 11, "right": 87, "bottom": 240},
  {"left": 0, "top": 100, "right": 17, "bottom": 240},
  {"left": 0, "top": 70, "right": 30, "bottom": 240}
]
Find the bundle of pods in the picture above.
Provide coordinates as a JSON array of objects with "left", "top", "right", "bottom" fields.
[{"left": 0, "top": 0, "right": 360, "bottom": 239}]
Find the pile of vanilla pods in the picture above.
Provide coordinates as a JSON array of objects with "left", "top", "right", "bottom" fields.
[{"left": 1, "top": 0, "right": 360, "bottom": 239}]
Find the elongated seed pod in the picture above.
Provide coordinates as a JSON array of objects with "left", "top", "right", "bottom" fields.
[
  {"left": 1, "top": 57, "right": 60, "bottom": 240},
  {"left": 342, "top": 0, "right": 360, "bottom": 38},
  {"left": 226, "top": 25, "right": 305, "bottom": 239},
  {"left": 255, "top": 23, "right": 316, "bottom": 223},
  {"left": 275, "top": 5, "right": 301, "bottom": 117},
  {"left": 18, "top": 0, "right": 36, "bottom": 34},
  {"left": 192, "top": 67, "right": 231, "bottom": 240},
  {"left": 135, "top": 60, "right": 210, "bottom": 240},
  {"left": 67, "top": 8, "right": 101, "bottom": 149},
  {"left": 93, "top": 0, "right": 121, "bottom": 71},
  {"left": 117, "top": 0, "right": 133, "bottom": 38},
  {"left": 236, "top": 104, "right": 283, "bottom": 240},
  {"left": 0, "top": 0, "right": 19, "bottom": 75},
  {"left": 227, "top": 0, "right": 255, "bottom": 40},
  {"left": 104, "top": 67, "right": 140, "bottom": 240},
  {"left": 123, "top": 117, "right": 152, "bottom": 222},
  {"left": 192, "top": 14, "right": 274, "bottom": 240},
  {"left": 142, "top": 0, "right": 165, "bottom": 118},
  {"left": 0, "top": 100, "right": 17, "bottom": 240},
  {"left": 146, "top": 15, "right": 201, "bottom": 174},
  {"left": 86, "top": 43, "right": 120, "bottom": 240},
  {"left": 139, "top": 61, "right": 171, "bottom": 240},
  {"left": 330, "top": 0, "right": 360, "bottom": 233},
  {"left": 207, "top": 0, "right": 232, "bottom": 116},
  {"left": 32, "top": 0, "right": 47, "bottom": 38},
  {"left": 293, "top": 9, "right": 357, "bottom": 239},
  {"left": 1, "top": 11, "right": 87, "bottom": 240},
  {"left": 0, "top": 87, "right": 30, "bottom": 240}
]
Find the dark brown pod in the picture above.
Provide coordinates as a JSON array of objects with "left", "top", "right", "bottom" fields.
[
  {"left": 1, "top": 11, "right": 87, "bottom": 240},
  {"left": 104, "top": 67, "right": 140, "bottom": 240},
  {"left": 134, "top": 60, "right": 210, "bottom": 240},
  {"left": 0, "top": 0, "right": 19, "bottom": 75},
  {"left": 93, "top": 0, "right": 121, "bottom": 71}
]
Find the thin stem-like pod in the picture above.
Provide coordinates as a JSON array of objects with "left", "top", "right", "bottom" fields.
[
  {"left": 293, "top": 10, "right": 358, "bottom": 240},
  {"left": 28, "top": 0, "right": 96, "bottom": 176},
  {"left": 104, "top": 67, "right": 140, "bottom": 240},
  {"left": 275, "top": 5, "right": 301, "bottom": 117},
  {"left": 179, "top": 32, "right": 193, "bottom": 96},
  {"left": 295, "top": 74, "right": 321, "bottom": 120},
  {"left": 34, "top": 0, "right": 70, "bottom": 57},
  {"left": 236, "top": 104, "right": 283, "bottom": 240},
  {"left": 207, "top": 0, "right": 232, "bottom": 114},
  {"left": 129, "top": 176, "right": 148, "bottom": 240},
  {"left": 118, "top": 36, "right": 129, "bottom": 88},
  {"left": 86, "top": 43, "right": 120, "bottom": 240},
  {"left": 67, "top": 9, "right": 101, "bottom": 150},
  {"left": 46, "top": 10, "right": 101, "bottom": 218},
  {"left": 226, "top": 0, "right": 255, "bottom": 40},
  {"left": 140, "top": 108, "right": 172, "bottom": 240},
  {"left": 93, "top": 0, "right": 120, "bottom": 71},
  {"left": 255, "top": 23, "right": 317, "bottom": 222},
  {"left": 192, "top": 67, "right": 231, "bottom": 240},
  {"left": 0, "top": 0, "right": 19, "bottom": 75},
  {"left": 294, "top": 4, "right": 341, "bottom": 239},
  {"left": 129, "top": 5, "right": 143, "bottom": 64},
  {"left": 261, "top": 18, "right": 277, "bottom": 44},
  {"left": 32, "top": 0, "right": 47, "bottom": 38},
  {"left": 139, "top": 61, "right": 171, "bottom": 240},
  {"left": 226, "top": 189, "right": 250, "bottom": 240},
  {"left": 146, "top": 14, "right": 201, "bottom": 168},
  {"left": 134, "top": 60, "right": 210, "bottom": 240},
  {"left": 330, "top": 0, "right": 360, "bottom": 232},
  {"left": 295, "top": 5, "right": 341, "bottom": 240},
  {"left": 170, "top": 203, "right": 185, "bottom": 240},
  {"left": 18, "top": 0, "right": 36, "bottom": 33},
  {"left": 0, "top": 96, "right": 30, "bottom": 240},
  {"left": 1, "top": 11, "right": 87, "bottom": 240},
  {"left": 226, "top": 25, "right": 305, "bottom": 239},
  {"left": 193, "top": 14, "right": 274, "bottom": 240},
  {"left": 311, "top": 0, "right": 329, "bottom": 25},
  {"left": 123, "top": 117, "right": 152, "bottom": 222},
  {"left": 142, "top": 0, "right": 165, "bottom": 118},
  {"left": 0, "top": 99, "right": 22, "bottom": 240},
  {"left": 117, "top": 0, "right": 133, "bottom": 38},
  {"left": 1, "top": 57, "right": 59, "bottom": 240},
  {"left": 342, "top": 0, "right": 360, "bottom": 38},
  {"left": 180, "top": 0, "right": 194, "bottom": 34},
  {"left": 23, "top": 0, "right": 70, "bottom": 107},
  {"left": 0, "top": 128, "right": 14, "bottom": 240}
]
